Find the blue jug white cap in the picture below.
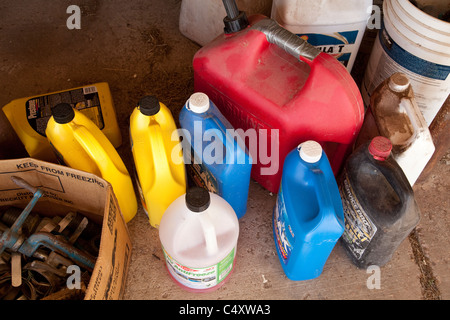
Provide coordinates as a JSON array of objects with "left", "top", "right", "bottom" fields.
[
  {"left": 388, "top": 73, "right": 410, "bottom": 93},
  {"left": 298, "top": 140, "right": 322, "bottom": 163},
  {"left": 188, "top": 92, "right": 210, "bottom": 113}
]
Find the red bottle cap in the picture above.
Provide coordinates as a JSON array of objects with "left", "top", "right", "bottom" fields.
[{"left": 368, "top": 136, "right": 392, "bottom": 161}]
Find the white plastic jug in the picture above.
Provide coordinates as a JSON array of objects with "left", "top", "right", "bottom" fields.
[
  {"left": 179, "top": 0, "right": 273, "bottom": 46},
  {"left": 271, "top": 0, "right": 373, "bottom": 71},
  {"left": 159, "top": 187, "right": 239, "bottom": 292}
]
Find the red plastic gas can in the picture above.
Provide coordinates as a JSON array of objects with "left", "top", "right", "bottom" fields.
[{"left": 193, "top": 14, "right": 364, "bottom": 193}]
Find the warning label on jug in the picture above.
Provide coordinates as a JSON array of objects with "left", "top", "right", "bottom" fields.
[
  {"left": 339, "top": 171, "right": 377, "bottom": 260},
  {"left": 162, "top": 246, "right": 235, "bottom": 290},
  {"left": 273, "top": 186, "right": 294, "bottom": 265},
  {"left": 187, "top": 148, "right": 219, "bottom": 194},
  {"left": 26, "top": 86, "right": 105, "bottom": 137}
]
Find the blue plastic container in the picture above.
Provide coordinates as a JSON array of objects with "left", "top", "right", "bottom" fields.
[
  {"left": 273, "top": 141, "right": 344, "bottom": 280},
  {"left": 179, "top": 92, "right": 252, "bottom": 219}
]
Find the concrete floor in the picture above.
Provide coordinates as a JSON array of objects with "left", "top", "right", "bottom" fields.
[{"left": 0, "top": 0, "right": 448, "bottom": 300}]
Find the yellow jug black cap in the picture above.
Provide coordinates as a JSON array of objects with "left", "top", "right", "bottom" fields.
[
  {"left": 51, "top": 103, "right": 75, "bottom": 124},
  {"left": 138, "top": 96, "right": 160, "bottom": 116},
  {"left": 186, "top": 187, "right": 210, "bottom": 212}
]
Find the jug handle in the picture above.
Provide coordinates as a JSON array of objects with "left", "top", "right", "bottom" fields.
[
  {"left": 72, "top": 126, "right": 123, "bottom": 176},
  {"left": 199, "top": 210, "right": 219, "bottom": 256},
  {"left": 399, "top": 97, "right": 426, "bottom": 146},
  {"left": 252, "top": 18, "right": 320, "bottom": 62},
  {"left": 371, "top": 158, "right": 411, "bottom": 205},
  {"left": 147, "top": 121, "right": 171, "bottom": 178},
  {"left": 212, "top": 116, "right": 246, "bottom": 165},
  {"left": 313, "top": 169, "right": 341, "bottom": 227}
]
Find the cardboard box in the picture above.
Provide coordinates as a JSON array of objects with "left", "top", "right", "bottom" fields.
[{"left": 0, "top": 158, "right": 132, "bottom": 299}]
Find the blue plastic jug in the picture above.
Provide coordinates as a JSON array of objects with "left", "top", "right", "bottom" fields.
[
  {"left": 179, "top": 92, "right": 252, "bottom": 219},
  {"left": 273, "top": 141, "right": 344, "bottom": 280}
]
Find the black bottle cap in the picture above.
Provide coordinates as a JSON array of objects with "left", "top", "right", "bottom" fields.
[
  {"left": 138, "top": 96, "right": 160, "bottom": 116},
  {"left": 223, "top": 11, "right": 249, "bottom": 34},
  {"left": 186, "top": 187, "right": 211, "bottom": 213},
  {"left": 51, "top": 103, "right": 75, "bottom": 124}
]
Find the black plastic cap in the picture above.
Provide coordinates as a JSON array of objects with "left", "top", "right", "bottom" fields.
[
  {"left": 51, "top": 103, "right": 75, "bottom": 124},
  {"left": 223, "top": 11, "right": 249, "bottom": 34},
  {"left": 186, "top": 187, "right": 211, "bottom": 213},
  {"left": 138, "top": 96, "right": 160, "bottom": 116}
]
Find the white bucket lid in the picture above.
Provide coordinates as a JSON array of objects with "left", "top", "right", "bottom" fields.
[
  {"left": 384, "top": 0, "right": 450, "bottom": 64},
  {"left": 188, "top": 92, "right": 210, "bottom": 113},
  {"left": 298, "top": 141, "right": 322, "bottom": 163}
]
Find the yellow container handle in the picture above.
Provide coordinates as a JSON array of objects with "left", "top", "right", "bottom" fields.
[
  {"left": 72, "top": 125, "right": 122, "bottom": 177},
  {"left": 147, "top": 121, "right": 171, "bottom": 176}
]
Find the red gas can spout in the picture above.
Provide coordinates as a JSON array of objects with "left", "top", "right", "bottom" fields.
[{"left": 222, "top": 0, "right": 249, "bottom": 34}]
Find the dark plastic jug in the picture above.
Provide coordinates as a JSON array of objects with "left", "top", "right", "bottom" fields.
[{"left": 338, "top": 136, "right": 421, "bottom": 268}]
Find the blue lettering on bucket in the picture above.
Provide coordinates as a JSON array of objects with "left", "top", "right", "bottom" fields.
[{"left": 379, "top": 24, "right": 450, "bottom": 81}]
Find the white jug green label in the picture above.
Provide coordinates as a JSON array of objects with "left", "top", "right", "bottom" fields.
[{"left": 162, "top": 246, "right": 235, "bottom": 290}]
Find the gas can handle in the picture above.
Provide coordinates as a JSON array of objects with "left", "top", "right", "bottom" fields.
[{"left": 252, "top": 18, "right": 320, "bottom": 62}]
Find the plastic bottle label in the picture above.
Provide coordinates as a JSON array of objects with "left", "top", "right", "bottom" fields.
[
  {"left": 361, "top": 27, "right": 450, "bottom": 125},
  {"left": 26, "top": 86, "right": 105, "bottom": 137},
  {"left": 297, "top": 31, "right": 359, "bottom": 68},
  {"left": 339, "top": 171, "right": 377, "bottom": 260},
  {"left": 162, "top": 246, "right": 235, "bottom": 290},
  {"left": 273, "top": 186, "right": 294, "bottom": 265},
  {"left": 187, "top": 148, "right": 219, "bottom": 193}
]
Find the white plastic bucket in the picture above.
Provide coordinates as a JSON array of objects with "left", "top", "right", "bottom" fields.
[
  {"left": 361, "top": 0, "right": 450, "bottom": 126},
  {"left": 179, "top": 0, "right": 273, "bottom": 46},
  {"left": 270, "top": 0, "right": 373, "bottom": 72}
]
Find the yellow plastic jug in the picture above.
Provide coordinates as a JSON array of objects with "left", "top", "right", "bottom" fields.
[
  {"left": 46, "top": 103, "right": 137, "bottom": 223},
  {"left": 130, "top": 96, "right": 186, "bottom": 228},
  {"left": 3, "top": 82, "right": 122, "bottom": 163}
]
